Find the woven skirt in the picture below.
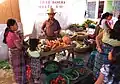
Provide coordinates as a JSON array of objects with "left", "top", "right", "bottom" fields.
[
  {"left": 93, "top": 43, "right": 113, "bottom": 78},
  {"left": 30, "top": 57, "right": 41, "bottom": 79}
]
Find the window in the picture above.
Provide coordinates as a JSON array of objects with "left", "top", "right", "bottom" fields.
[
  {"left": 98, "top": 1, "right": 104, "bottom": 18},
  {"left": 87, "top": 2, "right": 96, "bottom": 19},
  {"left": 113, "top": 0, "right": 120, "bottom": 17}
]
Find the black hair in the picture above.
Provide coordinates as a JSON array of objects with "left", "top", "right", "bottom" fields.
[
  {"left": 3, "top": 19, "right": 16, "bottom": 44},
  {"left": 109, "top": 13, "right": 113, "bottom": 16},
  {"left": 109, "top": 20, "right": 120, "bottom": 41},
  {"left": 29, "top": 39, "right": 39, "bottom": 51},
  {"left": 99, "top": 12, "right": 110, "bottom": 25},
  {"left": 108, "top": 47, "right": 120, "bottom": 82},
  {"left": 111, "top": 47, "right": 120, "bottom": 64}
]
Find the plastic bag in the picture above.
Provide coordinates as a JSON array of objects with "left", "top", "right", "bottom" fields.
[
  {"left": 0, "top": 25, "right": 9, "bottom": 60},
  {"left": 0, "top": 43, "right": 9, "bottom": 61}
]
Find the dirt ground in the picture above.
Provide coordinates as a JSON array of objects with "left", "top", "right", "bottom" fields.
[{"left": 0, "top": 69, "right": 15, "bottom": 84}]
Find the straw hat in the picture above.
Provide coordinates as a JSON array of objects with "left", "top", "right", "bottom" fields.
[{"left": 47, "top": 8, "right": 56, "bottom": 14}]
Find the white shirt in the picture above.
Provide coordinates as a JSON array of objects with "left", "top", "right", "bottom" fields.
[
  {"left": 99, "top": 19, "right": 107, "bottom": 29},
  {"left": 27, "top": 48, "right": 40, "bottom": 58}
]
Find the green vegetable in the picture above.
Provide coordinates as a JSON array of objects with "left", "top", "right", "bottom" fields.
[
  {"left": 45, "top": 63, "right": 58, "bottom": 72},
  {"left": 81, "top": 19, "right": 96, "bottom": 28},
  {"left": 0, "top": 61, "right": 10, "bottom": 69},
  {"left": 65, "top": 70, "right": 79, "bottom": 80},
  {"left": 73, "top": 58, "right": 84, "bottom": 66}
]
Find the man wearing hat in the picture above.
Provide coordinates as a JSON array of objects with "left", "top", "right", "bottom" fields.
[{"left": 41, "top": 8, "right": 61, "bottom": 40}]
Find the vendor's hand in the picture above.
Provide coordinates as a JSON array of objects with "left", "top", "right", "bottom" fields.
[{"left": 97, "top": 47, "right": 102, "bottom": 53}]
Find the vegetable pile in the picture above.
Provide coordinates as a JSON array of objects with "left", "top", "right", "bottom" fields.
[
  {"left": 65, "top": 69, "right": 79, "bottom": 81},
  {"left": 79, "top": 67, "right": 87, "bottom": 75},
  {"left": 73, "top": 58, "right": 84, "bottom": 66},
  {"left": 59, "top": 60, "right": 74, "bottom": 70},
  {"left": 0, "top": 61, "right": 10, "bottom": 69},
  {"left": 73, "top": 41, "right": 87, "bottom": 49},
  {"left": 45, "top": 62, "right": 59, "bottom": 72},
  {"left": 50, "top": 75, "right": 67, "bottom": 84}
]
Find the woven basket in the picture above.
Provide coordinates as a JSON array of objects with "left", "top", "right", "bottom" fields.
[
  {"left": 76, "top": 32, "right": 88, "bottom": 41},
  {"left": 74, "top": 45, "right": 90, "bottom": 53}
]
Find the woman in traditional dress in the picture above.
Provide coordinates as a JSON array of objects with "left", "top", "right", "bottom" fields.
[
  {"left": 94, "top": 15, "right": 120, "bottom": 78},
  {"left": 3, "top": 19, "right": 26, "bottom": 84}
]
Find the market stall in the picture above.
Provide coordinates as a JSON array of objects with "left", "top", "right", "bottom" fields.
[{"left": 25, "top": 26, "right": 96, "bottom": 83}]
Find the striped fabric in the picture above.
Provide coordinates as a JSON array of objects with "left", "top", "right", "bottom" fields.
[
  {"left": 93, "top": 43, "right": 113, "bottom": 78},
  {"left": 30, "top": 57, "right": 41, "bottom": 79},
  {"left": 10, "top": 48, "right": 26, "bottom": 84}
]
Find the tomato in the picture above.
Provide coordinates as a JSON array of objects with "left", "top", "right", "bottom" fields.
[{"left": 50, "top": 75, "right": 66, "bottom": 84}]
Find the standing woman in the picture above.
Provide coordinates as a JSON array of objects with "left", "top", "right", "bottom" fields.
[
  {"left": 98, "top": 12, "right": 113, "bottom": 32},
  {"left": 93, "top": 13, "right": 113, "bottom": 77},
  {"left": 3, "top": 19, "right": 26, "bottom": 84},
  {"left": 94, "top": 15, "right": 120, "bottom": 78}
]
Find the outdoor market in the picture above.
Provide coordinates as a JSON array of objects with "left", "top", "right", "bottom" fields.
[{"left": 0, "top": 0, "right": 120, "bottom": 84}]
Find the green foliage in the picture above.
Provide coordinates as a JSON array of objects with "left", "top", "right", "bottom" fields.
[
  {"left": 69, "top": 24, "right": 81, "bottom": 28},
  {"left": 82, "top": 19, "right": 96, "bottom": 28},
  {"left": 89, "top": 24, "right": 96, "bottom": 29},
  {"left": 0, "top": 61, "right": 10, "bottom": 69},
  {"left": 67, "top": 19, "right": 96, "bottom": 29}
]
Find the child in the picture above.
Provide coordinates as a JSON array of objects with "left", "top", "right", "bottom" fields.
[
  {"left": 95, "top": 47, "right": 120, "bottom": 84},
  {"left": 27, "top": 38, "right": 42, "bottom": 84},
  {"left": 3, "top": 19, "right": 26, "bottom": 84}
]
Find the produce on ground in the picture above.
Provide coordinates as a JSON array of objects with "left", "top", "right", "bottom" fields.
[
  {"left": 45, "top": 62, "right": 59, "bottom": 72},
  {"left": 0, "top": 61, "right": 10, "bottom": 69},
  {"left": 65, "top": 69, "right": 79, "bottom": 81},
  {"left": 80, "top": 68, "right": 87, "bottom": 74},
  {"left": 73, "top": 41, "right": 87, "bottom": 49},
  {"left": 60, "top": 60, "right": 74, "bottom": 70},
  {"left": 73, "top": 58, "right": 84, "bottom": 66},
  {"left": 50, "top": 75, "right": 66, "bottom": 84}
]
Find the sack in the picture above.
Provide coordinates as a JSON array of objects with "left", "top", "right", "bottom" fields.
[{"left": 0, "top": 43, "right": 9, "bottom": 61}]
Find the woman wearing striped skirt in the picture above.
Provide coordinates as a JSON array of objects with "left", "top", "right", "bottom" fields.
[
  {"left": 3, "top": 19, "right": 26, "bottom": 84},
  {"left": 95, "top": 17, "right": 120, "bottom": 78}
]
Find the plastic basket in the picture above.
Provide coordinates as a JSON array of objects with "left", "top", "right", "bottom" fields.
[{"left": 43, "top": 61, "right": 60, "bottom": 75}]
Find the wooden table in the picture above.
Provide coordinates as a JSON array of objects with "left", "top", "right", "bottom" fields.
[{"left": 40, "top": 44, "right": 75, "bottom": 58}]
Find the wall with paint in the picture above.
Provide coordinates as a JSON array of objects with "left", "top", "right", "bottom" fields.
[
  {"left": 19, "top": 0, "right": 87, "bottom": 35},
  {"left": 0, "top": 0, "right": 21, "bottom": 24}
]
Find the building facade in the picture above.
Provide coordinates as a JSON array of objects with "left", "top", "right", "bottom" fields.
[{"left": 87, "top": 0, "right": 120, "bottom": 19}]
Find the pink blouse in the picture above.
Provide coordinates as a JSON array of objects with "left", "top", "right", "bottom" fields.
[{"left": 6, "top": 32, "right": 21, "bottom": 48}]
